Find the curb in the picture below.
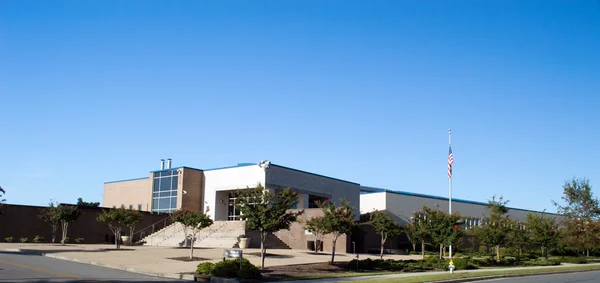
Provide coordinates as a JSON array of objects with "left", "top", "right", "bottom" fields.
[
  {"left": 3, "top": 248, "right": 194, "bottom": 281},
  {"left": 432, "top": 268, "right": 600, "bottom": 283}
]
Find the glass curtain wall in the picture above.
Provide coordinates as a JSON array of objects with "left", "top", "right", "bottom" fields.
[{"left": 152, "top": 169, "right": 178, "bottom": 213}]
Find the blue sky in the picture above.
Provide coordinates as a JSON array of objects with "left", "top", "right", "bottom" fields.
[{"left": 1, "top": 1, "right": 599, "bottom": 213}]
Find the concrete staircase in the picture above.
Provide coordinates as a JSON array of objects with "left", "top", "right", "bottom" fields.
[{"left": 140, "top": 221, "right": 246, "bottom": 248}]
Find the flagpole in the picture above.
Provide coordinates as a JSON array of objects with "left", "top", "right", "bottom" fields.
[{"left": 449, "top": 129, "right": 453, "bottom": 259}]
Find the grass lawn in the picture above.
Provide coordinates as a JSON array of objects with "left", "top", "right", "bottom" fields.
[{"left": 347, "top": 265, "right": 600, "bottom": 283}]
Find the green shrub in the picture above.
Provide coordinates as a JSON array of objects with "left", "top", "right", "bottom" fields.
[
  {"left": 521, "top": 259, "right": 561, "bottom": 267},
  {"left": 75, "top": 238, "right": 85, "bottom": 244},
  {"left": 560, "top": 257, "right": 587, "bottom": 264},
  {"left": 451, "top": 258, "right": 478, "bottom": 270},
  {"left": 32, "top": 235, "right": 44, "bottom": 243},
  {"left": 209, "top": 258, "right": 261, "bottom": 279},
  {"left": 19, "top": 237, "right": 29, "bottom": 243},
  {"left": 479, "top": 245, "right": 488, "bottom": 254},
  {"left": 237, "top": 262, "right": 261, "bottom": 279},
  {"left": 5, "top": 237, "right": 13, "bottom": 243},
  {"left": 63, "top": 237, "right": 70, "bottom": 243},
  {"left": 348, "top": 258, "right": 434, "bottom": 272},
  {"left": 211, "top": 260, "right": 239, "bottom": 278},
  {"left": 422, "top": 256, "right": 446, "bottom": 270},
  {"left": 196, "top": 262, "right": 215, "bottom": 275}
]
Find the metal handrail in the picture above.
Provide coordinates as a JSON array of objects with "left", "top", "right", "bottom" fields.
[{"left": 132, "top": 215, "right": 173, "bottom": 240}]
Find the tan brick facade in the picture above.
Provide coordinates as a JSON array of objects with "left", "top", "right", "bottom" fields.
[{"left": 103, "top": 177, "right": 152, "bottom": 211}]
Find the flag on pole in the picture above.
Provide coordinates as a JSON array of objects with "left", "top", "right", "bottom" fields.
[{"left": 448, "top": 146, "right": 454, "bottom": 179}]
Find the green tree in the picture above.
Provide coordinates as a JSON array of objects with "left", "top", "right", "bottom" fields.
[
  {"left": 317, "top": 198, "right": 357, "bottom": 264},
  {"left": 123, "top": 209, "right": 142, "bottom": 245},
  {"left": 368, "top": 210, "right": 401, "bottom": 259},
  {"left": 76, "top": 198, "right": 100, "bottom": 207},
  {"left": 172, "top": 209, "right": 191, "bottom": 247},
  {"left": 235, "top": 184, "right": 303, "bottom": 269},
  {"left": 39, "top": 201, "right": 61, "bottom": 243},
  {"left": 476, "top": 196, "right": 511, "bottom": 261},
  {"left": 56, "top": 205, "right": 80, "bottom": 245},
  {"left": 172, "top": 209, "right": 213, "bottom": 259},
  {"left": 506, "top": 220, "right": 529, "bottom": 261},
  {"left": 420, "top": 206, "right": 463, "bottom": 259},
  {"left": 304, "top": 216, "right": 327, "bottom": 254},
  {"left": 553, "top": 178, "right": 600, "bottom": 257},
  {"left": 410, "top": 212, "right": 430, "bottom": 259},
  {"left": 97, "top": 207, "right": 129, "bottom": 249},
  {"left": 527, "top": 212, "right": 559, "bottom": 259},
  {"left": 0, "top": 186, "right": 5, "bottom": 208},
  {"left": 404, "top": 223, "right": 419, "bottom": 254}
]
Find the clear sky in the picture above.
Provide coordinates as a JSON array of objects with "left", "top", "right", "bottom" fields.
[{"left": 1, "top": 1, "right": 599, "bottom": 213}]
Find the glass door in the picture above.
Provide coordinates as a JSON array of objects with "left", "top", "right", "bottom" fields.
[{"left": 228, "top": 192, "right": 240, "bottom": 221}]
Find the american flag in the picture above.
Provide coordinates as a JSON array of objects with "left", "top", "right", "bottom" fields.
[{"left": 448, "top": 146, "right": 454, "bottom": 179}]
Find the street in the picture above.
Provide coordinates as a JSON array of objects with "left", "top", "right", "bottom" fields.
[
  {"left": 479, "top": 270, "right": 600, "bottom": 283},
  {"left": 0, "top": 251, "right": 183, "bottom": 282}
]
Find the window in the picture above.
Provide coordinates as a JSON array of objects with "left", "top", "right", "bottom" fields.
[
  {"left": 129, "top": 204, "right": 133, "bottom": 210},
  {"left": 138, "top": 204, "right": 142, "bottom": 211},
  {"left": 151, "top": 169, "right": 179, "bottom": 213}
]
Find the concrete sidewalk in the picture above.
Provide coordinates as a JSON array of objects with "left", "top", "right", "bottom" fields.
[{"left": 0, "top": 243, "right": 420, "bottom": 280}]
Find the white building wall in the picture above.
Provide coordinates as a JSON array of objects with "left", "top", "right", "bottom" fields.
[
  {"left": 265, "top": 165, "right": 361, "bottom": 219},
  {"left": 203, "top": 165, "right": 266, "bottom": 220},
  {"left": 359, "top": 192, "right": 387, "bottom": 214},
  {"left": 368, "top": 191, "right": 561, "bottom": 225}
]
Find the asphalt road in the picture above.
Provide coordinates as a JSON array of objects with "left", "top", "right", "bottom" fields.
[
  {"left": 479, "top": 270, "right": 600, "bottom": 283},
  {"left": 0, "top": 251, "right": 184, "bottom": 283}
]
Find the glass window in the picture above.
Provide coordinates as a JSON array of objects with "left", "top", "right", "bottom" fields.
[
  {"left": 160, "top": 177, "right": 171, "bottom": 191},
  {"left": 152, "top": 199, "right": 159, "bottom": 210},
  {"left": 153, "top": 180, "right": 160, "bottom": 192},
  {"left": 129, "top": 204, "right": 133, "bottom": 210},
  {"left": 159, "top": 191, "right": 171, "bottom": 197},
  {"left": 153, "top": 192, "right": 159, "bottom": 197},
  {"left": 171, "top": 169, "right": 178, "bottom": 176},
  {"left": 171, "top": 176, "right": 178, "bottom": 190},
  {"left": 138, "top": 204, "right": 142, "bottom": 211},
  {"left": 171, "top": 190, "right": 178, "bottom": 197},
  {"left": 171, "top": 197, "right": 177, "bottom": 208},
  {"left": 159, "top": 198, "right": 170, "bottom": 209},
  {"left": 155, "top": 171, "right": 162, "bottom": 178}
]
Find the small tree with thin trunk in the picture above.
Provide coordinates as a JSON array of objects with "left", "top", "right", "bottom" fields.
[
  {"left": 318, "top": 198, "right": 357, "bottom": 264},
  {"left": 507, "top": 220, "right": 529, "bottom": 262},
  {"left": 368, "top": 210, "right": 401, "bottom": 259},
  {"left": 39, "top": 201, "right": 61, "bottom": 243},
  {"left": 404, "top": 223, "right": 419, "bottom": 254},
  {"left": 304, "top": 216, "right": 327, "bottom": 254},
  {"left": 187, "top": 212, "right": 213, "bottom": 259},
  {"left": 420, "top": 206, "right": 463, "bottom": 259},
  {"left": 57, "top": 205, "right": 79, "bottom": 245},
  {"left": 0, "top": 186, "right": 5, "bottom": 210},
  {"left": 235, "top": 184, "right": 304, "bottom": 269},
  {"left": 97, "top": 207, "right": 128, "bottom": 249},
  {"left": 476, "top": 196, "right": 510, "bottom": 261},
  {"left": 172, "top": 209, "right": 192, "bottom": 247},
  {"left": 410, "top": 212, "right": 430, "bottom": 259},
  {"left": 553, "top": 178, "right": 600, "bottom": 257},
  {"left": 123, "top": 209, "right": 142, "bottom": 245},
  {"left": 172, "top": 209, "right": 213, "bottom": 259},
  {"left": 527, "top": 212, "right": 559, "bottom": 259}
]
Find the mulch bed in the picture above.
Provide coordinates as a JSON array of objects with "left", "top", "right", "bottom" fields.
[
  {"left": 260, "top": 262, "right": 350, "bottom": 282},
  {"left": 167, "top": 256, "right": 210, "bottom": 262}
]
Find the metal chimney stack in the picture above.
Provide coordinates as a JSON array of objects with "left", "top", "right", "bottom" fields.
[
  {"left": 160, "top": 159, "right": 165, "bottom": 170},
  {"left": 166, "top": 158, "right": 172, "bottom": 169}
]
